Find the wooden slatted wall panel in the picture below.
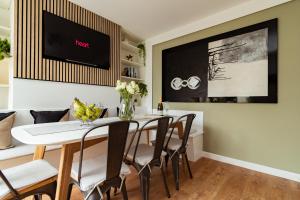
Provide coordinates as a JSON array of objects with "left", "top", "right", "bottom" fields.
[{"left": 14, "top": 0, "right": 121, "bottom": 86}]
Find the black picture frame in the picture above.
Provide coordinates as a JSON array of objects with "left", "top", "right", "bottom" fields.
[{"left": 162, "top": 18, "right": 278, "bottom": 103}]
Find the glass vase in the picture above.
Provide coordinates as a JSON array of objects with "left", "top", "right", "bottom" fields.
[{"left": 119, "top": 98, "right": 135, "bottom": 120}]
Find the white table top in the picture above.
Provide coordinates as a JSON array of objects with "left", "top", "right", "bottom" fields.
[{"left": 12, "top": 115, "right": 179, "bottom": 146}]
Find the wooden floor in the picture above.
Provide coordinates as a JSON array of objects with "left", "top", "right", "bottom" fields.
[{"left": 32, "top": 158, "right": 300, "bottom": 200}]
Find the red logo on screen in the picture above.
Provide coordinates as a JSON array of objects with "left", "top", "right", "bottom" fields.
[{"left": 75, "top": 39, "right": 90, "bottom": 48}]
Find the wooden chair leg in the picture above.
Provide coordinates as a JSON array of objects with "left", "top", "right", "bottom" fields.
[
  {"left": 171, "top": 153, "right": 180, "bottom": 190},
  {"left": 161, "top": 167, "right": 171, "bottom": 198},
  {"left": 184, "top": 153, "right": 193, "bottom": 179},
  {"left": 121, "top": 182, "right": 128, "bottom": 200}
]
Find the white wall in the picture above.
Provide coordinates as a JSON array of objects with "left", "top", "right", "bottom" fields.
[{"left": 11, "top": 79, "right": 120, "bottom": 115}]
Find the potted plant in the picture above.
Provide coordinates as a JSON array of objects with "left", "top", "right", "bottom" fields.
[
  {"left": 0, "top": 38, "right": 11, "bottom": 61},
  {"left": 137, "top": 43, "right": 145, "bottom": 66}
]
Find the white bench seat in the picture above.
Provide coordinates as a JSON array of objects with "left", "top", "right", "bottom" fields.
[{"left": 0, "top": 140, "right": 61, "bottom": 161}]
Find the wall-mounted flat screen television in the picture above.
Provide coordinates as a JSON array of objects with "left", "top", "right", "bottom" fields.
[{"left": 43, "top": 11, "right": 110, "bottom": 69}]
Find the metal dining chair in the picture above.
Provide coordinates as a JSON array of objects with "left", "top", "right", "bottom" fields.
[
  {"left": 124, "top": 116, "right": 173, "bottom": 200},
  {"left": 164, "top": 114, "right": 196, "bottom": 190},
  {"left": 0, "top": 160, "right": 57, "bottom": 200},
  {"left": 67, "top": 120, "right": 139, "bottom": 200}
]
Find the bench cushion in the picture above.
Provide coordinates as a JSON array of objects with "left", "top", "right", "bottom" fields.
[
  {"left": 30, "top": 109, "right": 69, "bottom": 124},
  {"left": 0, "top": 160, "right": 57, "bottom": 198},
  {"left": 0, "top": 113, "right": 16, "bottom": 150}
]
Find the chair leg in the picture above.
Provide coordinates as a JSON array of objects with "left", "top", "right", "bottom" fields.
[
  {"left": 84, "top": 189, "right": 101, "bottom": 200},
  {"left": 121, "top": 181, "right": 129, "bottom": 200},
  {"left": 139, "top": 167, "right": 150, "bottom": 200},
  {"left": 171, "top": 153, "right": 180, "bottom": 190},
  {"left": 48, "top": 182, "right": 57, "bottom": 200},
  {"left": 113, "top": 186, "right": 118, "bottom": 195},
  {"left": 184, "top": 153, "right": 193, "bottom": 179},
  {"left": 165, "top": 154, "right": 169, "bottom": 169},
  {"left": 161, "top": 167, "right": 171, "bottom": 198},
  {"left": 106, "top": 188, "right": 111, "bottom": 200},
  {"left": 67, "top": 183, "right": 73, "bottom": 200},
  {"left": 34, "top": 194, "right": 42, "bottom": 200}
]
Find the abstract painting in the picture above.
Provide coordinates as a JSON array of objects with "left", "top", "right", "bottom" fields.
[{"left": 162, "top": 19, "right": 277, "bottom": 103}]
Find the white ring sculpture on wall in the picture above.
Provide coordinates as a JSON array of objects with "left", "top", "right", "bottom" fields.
[{"left": 170, "top": 76, "right": 201, "bottom": 90}]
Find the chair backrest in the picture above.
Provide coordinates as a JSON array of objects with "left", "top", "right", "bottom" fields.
[
  {"left": 130, "top": 116, "right": 173, "bottom": 164},
  {"left": 0, "top": 170, "right": 20, "bottom": 199},
  {"left": 77, "top": 120, "right": 139, "bottom": 184},
  {"left": 166, "top": 114, "right": 196, "bottom": 150}
]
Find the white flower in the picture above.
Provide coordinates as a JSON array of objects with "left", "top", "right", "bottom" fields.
[
  {"left": 121, "top": 82, "right": 126, "bottom": 89},
  {"left": 126, "top": 85, "right": 135, "bottom": 95}
]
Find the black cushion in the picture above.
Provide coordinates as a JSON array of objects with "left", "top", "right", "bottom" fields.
[
  {"left": 30, "top": 109, "right": 69, "bottom": 124},
  {"left": 0, "top": 112, "right": 15, "bottom": 121},
  {"left": 99, "top": 108, "right": 108, "bottom": 118}
]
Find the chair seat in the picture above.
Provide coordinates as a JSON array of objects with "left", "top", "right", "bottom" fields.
[
  {"left": 0, "top": 160, "right": 58, "bottom": 198},
  {"left": 165, "top": 138, "right": 182, "bottom": 151},
  {"left": 126, "top": 144, "right": 166, "bottom": 166},
  {"left": 169, "top": 128, "right": 197, "bottom": 135},
  {"left": 71, "top": 155, "right": 130, "bottom": 192}
]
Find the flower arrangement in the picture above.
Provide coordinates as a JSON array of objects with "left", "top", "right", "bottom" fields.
[{"left": 115, "top": 80, "right": 148, "bottom": 120}]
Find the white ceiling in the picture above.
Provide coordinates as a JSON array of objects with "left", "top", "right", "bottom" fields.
[{"left": 70, "top": 0, "right": 252, "bottom": 39}]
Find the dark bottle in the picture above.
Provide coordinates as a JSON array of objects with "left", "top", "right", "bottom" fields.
[{"left": 157, "top": 97, "right": 164, "bottom": 115}]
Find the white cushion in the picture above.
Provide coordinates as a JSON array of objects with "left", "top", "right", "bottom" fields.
[
  {"left": 170, "top": 128, "right": 198, "bottom": 136},
  {"left": 0, "top": 160, "right": 58, "bottom": 198},
  {"left": 126, "top": 144, "right": 166, "bottom": 166},
  {"left": 71, "top": 155, "right": 130, "bottom": 192},
  {"left": 0, "top": 140, "right": 61, "bottom": 161},
  {"left": 165, "top": 138, "right": 182, "bottom": 151}
]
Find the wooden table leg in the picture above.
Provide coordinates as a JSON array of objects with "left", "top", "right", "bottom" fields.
[
  {"left": 146, "top": 130, "right": 150, "bottom": 145},
  {"left": 33, "top": 145, "right": 46, "bottom": 160},
  {"left": 55, "top": 144, "right": 75, "bottom": 200}
]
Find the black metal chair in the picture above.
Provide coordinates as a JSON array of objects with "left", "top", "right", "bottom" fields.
[
  {"left": 67, "top": 120, "right": 139, "bottom": 200},
  {"left": 0, "top": 160, "right": 57, "bottom": 200},
  {"left": 124, "top": 116, "right": 173, "bottom": 200},
  {"left": 164, "top": 114, "right": 196, "bottom": 190}
]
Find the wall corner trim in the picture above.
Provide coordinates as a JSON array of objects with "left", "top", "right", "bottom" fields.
[
  {"left": 146, "top": 0, "right": 291, "bottom": 45},
  {"left": 203, "top": 151, "right": 300, "bottom": 183}
]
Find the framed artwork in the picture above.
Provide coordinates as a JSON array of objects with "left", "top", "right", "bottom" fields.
[{"left": 162, "top": 19, "right": 278, "bottom": 103}]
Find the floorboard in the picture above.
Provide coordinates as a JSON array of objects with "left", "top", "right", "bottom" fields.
[{"left": 25, "top": 158, "right": 300, "bottom": 200}]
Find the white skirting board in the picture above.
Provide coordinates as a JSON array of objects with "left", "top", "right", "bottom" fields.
[{"left": 202, "top": 151, "right": 300, "bottom": 183}]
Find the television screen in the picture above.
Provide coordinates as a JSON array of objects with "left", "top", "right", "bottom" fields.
[{"left": 43, "top": 11, "right": 110, "bottom": 69}]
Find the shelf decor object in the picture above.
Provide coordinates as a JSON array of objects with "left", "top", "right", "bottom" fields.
[{"left": 162, "top": 19, "right": 278, "bottom": 103}]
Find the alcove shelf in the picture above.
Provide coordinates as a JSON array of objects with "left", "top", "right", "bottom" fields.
[{"left": 120, "top": 29, "right": 145, "bottom": 83}]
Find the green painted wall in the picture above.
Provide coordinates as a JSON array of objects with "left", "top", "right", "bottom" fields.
[{"left": 152, "top": 0, "right": 300, "bottom": 173}]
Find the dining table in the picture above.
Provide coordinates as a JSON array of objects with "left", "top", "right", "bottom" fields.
[{"left": 11, "top": 115, "right": 184, "bottom": 200}]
